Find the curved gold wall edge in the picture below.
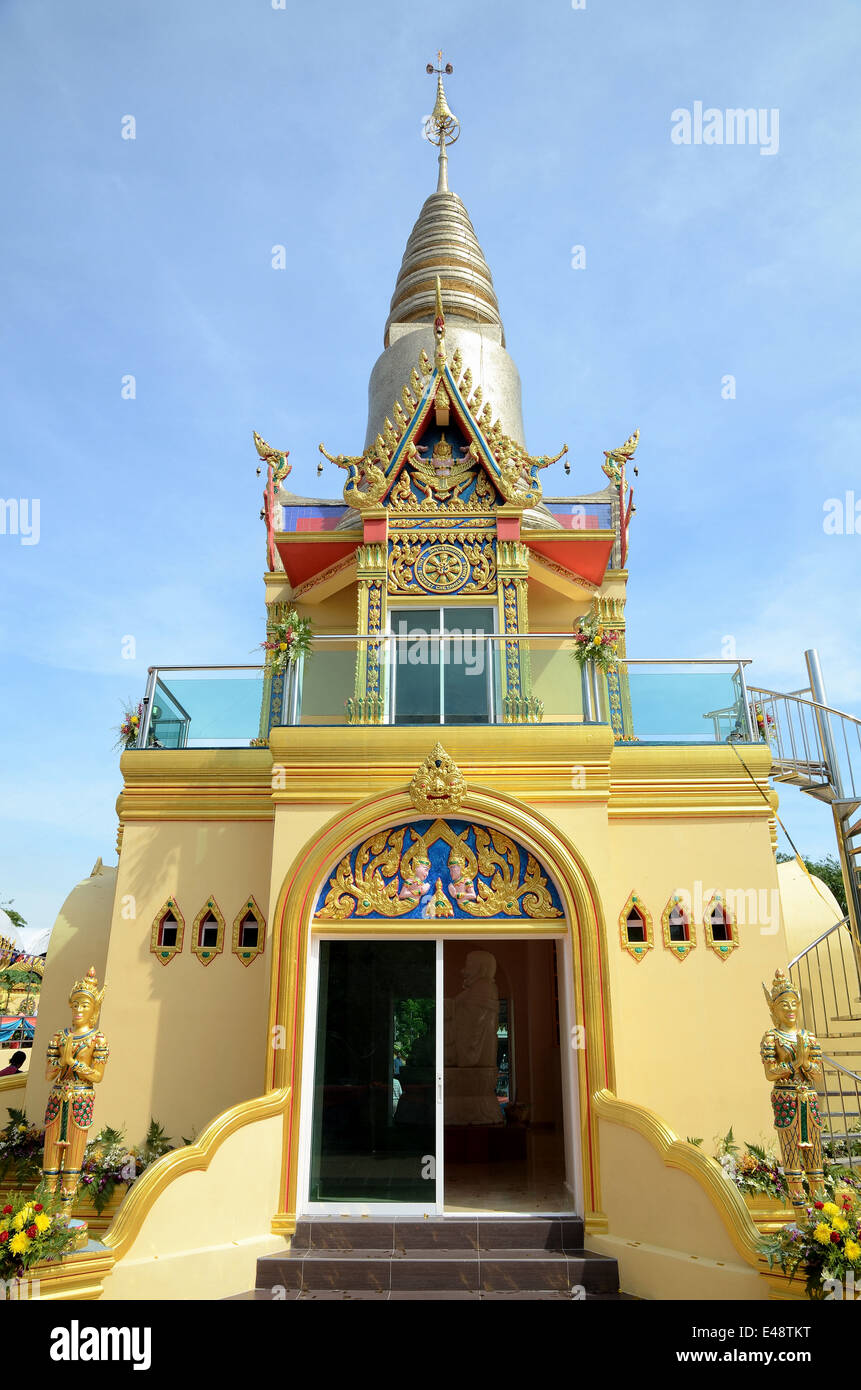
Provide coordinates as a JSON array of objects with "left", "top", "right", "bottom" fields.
[
  {"left": 101, "top": 1086, "right": 291, "bottom": 1263},
  {"left": 0, "top": 1074, "right": 27, "bottom": 1095},
  {"left": 267, "top": 785, "right": 616, "bottom": 1224},
  {"left": 592, "top": 1088, "right": 768, "bottom": 1267}
]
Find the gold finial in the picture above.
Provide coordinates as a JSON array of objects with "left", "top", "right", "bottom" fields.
[{"left": 424, "top": 52, "right": 460, "bottom": 193}]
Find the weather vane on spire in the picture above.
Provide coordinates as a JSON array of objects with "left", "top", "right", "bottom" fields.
[{"left": 424, "top": 51, "right": 460, "bottom": 193}]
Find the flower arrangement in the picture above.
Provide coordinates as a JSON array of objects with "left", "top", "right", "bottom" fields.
[
  {"left": 260, "top": 611, "right": 313, "bottom": 669},
  {"left": 571, "top": 611, "right": 619, "bottom": 671},
  {"left": 753, "top": 702, "right": 775, "bottom": 742},
  {"left": 716, "top": 1128, "right": 787, "bottom": 1200},
  {"left": 0, "top": 1109, "right": 43, "bottom": 1185},
  {"left": 0, "top": 1187, "right": 78, "bottom": 1284},
  {"left": 770, "top": 1185, "right": 861, "bottom": 1298},
  {"left": 0, "top": 1108, "right": 183, "bottom": 1214},
  {"left": 114, "top": 701, "right": 142, "bottom": 751},
  {"left": 79, "top": 1118, "right": 177, "bottom": 1215}
]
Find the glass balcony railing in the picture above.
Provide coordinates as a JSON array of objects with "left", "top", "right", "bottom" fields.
[
  {"left": 138, "top": 667, "right": 266, "bottom": 748},
  {"left": 131, "top": 639, "right": 757, "bottom": 748}
]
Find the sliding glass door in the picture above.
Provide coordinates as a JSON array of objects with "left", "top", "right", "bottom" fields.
[{"left": 308, "top": 940, "right": 441, "bottom": 1207}]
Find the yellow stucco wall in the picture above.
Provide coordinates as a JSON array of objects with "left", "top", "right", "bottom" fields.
[
  {"left": 87, "top": 819, "right": 274, "bottom": 1142},
  {"left": 590, "top": 1100, "right": 767, "bottom": 1300},
  {"left": 65, "top": 719, "right": 788, "bottom": 1249},
  {"left": 100, "top": 1106, "right": 286, "bottom": 1300}
]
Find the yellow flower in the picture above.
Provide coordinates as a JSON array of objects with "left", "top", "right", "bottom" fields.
[
  {"left": 34, "top": 1212, "right": 50, "bottom": 1234},
  {"left": 846, "top": 1240, "right": 861, "bottom": 1263},
  {"left": 813, "top": 1223, "right": 832, "bottom": 1245},
  {"left": 11, "top": 1206, "right": 32, "bottom": 1232},
  {"left": 834, "top": 1216, "right": 850, "bottom": 1233},
  {"left": 9, "top": 1231, "right": 30, "bottom": 1256},
  {"left": 278, "top": 642, "right": 288, "bottom": 651},
  {"left": 823, "top": 1201, "right": 840, "bottom": 1218}
]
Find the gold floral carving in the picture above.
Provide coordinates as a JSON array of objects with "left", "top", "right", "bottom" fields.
[
  {"left": 388, "top": 462, "right": 496, "bottom": 515},
  {"left": 388, "top": 531, "right": 496, "bottom": 595},
  {"left": 457, "top": 826, "right": 562, "bottom": 919},
  {"left": 408, "top": 743, "right": 467, "bottom": 815},
  {"left": 317, "top": 828, "right": 417, "bottom": 920},
  {"left": 314, "top": 816, "right": 562, "bottom": 923}
]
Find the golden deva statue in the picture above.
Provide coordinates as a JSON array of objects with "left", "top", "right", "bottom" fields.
[
  {"left": 760, "top": 968, "right": 824, "bottom": 1212},
  {"left": 42, "top": 966, "right": 109, "bottom": 1222}
]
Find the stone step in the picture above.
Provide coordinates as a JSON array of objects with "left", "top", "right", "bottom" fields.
[
  {"left": 254, "top": 1246, "right": 618, "bottom": 1295},
  {"left": 288, "top": 1216, "right": 585, "bottom": 1253},
  {"left": 225, "top": 1287, "right": 639, "bottom": 1301}
]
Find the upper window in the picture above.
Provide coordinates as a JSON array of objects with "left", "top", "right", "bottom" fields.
[
  {"left": 191, "top": 898, "right": 225, "bottom": 966},
  {"left": 618, "top": 892, "right": 653, "bottom": 962},
  {"left": 662, "top": 895, "right": 695, "bottom": 961},
  {"left": 703, "top": 894, "right": 738, "bottom": 960},
  {"left": 150, "top": 898, "right": 185, "bottom": 965},
  {"left": 232, "top": 896, "right": 266, "bottom": 966}
]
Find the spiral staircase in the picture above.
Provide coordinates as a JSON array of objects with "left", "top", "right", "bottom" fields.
[{"left": 750, "top": 651, "right": 861, "bottom": 1167}]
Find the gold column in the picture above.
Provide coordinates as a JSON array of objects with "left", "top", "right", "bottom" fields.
[
  {"left": 347, "top": 536, "right": 389, "bottom": 725},
  {"left": 496, "top": 539, "right": 542, "bottom": 724},
  {"left": 597, "top": 594, "right": 632, "bottom": 741}
]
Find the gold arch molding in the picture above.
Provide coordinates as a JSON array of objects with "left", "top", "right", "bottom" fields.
[{"left": 265, "top": 785, "right": 616, "bottom": 1230}]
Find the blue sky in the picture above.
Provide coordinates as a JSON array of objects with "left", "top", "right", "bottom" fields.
[{"left": 1, "top": 0, "right": 859, "bottom": 931}]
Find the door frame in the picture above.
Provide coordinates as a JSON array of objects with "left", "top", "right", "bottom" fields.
[{"left": 296, "top": 927, "right": 579, "bottom": 1218}]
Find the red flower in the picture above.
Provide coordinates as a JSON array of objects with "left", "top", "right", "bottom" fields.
[
  {"left": 0, "top": 1231, "right": 8, "bottom": 1244},
  {"left": 26, "top": 1223, "right": 37, "bottom": 1238},
  {"left": 830, "top": 1230, "right": 842, "bottom": 1244},
  {"left": 33, "top": 1203, "right": 43, "bottom": 1213},
  {"left": 1, "top": 1204, "right": 11, "bottom": 1215},
  {"left": 814, "top": 1201, "right": 824, "bottom": 1210}
]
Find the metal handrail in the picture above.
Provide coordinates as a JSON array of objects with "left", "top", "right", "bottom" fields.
[
  {"left": 142, "top": 645, "right": 753, "bottom": 658},
  {"left": 788, "top": 915, "right": 854, "bottom": 970},
  {"left": 143, "top": 664, "right": 265, "bottom": 672},
  {"left": 749, "top": 685, "right": 861, "bottom": 733},
  {"left": 823, "top": 1051, "right": 861, "bottom": 1084}
]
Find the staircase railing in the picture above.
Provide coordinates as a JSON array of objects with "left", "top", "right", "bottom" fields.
[
  {"left": 748, "top": 663, "right": 861, "bottom": 946},
  {"left": 788, "top": 917, "right": 861, "bottom": 1036},
  {"left": 748, "top": 685, "right": 861, "bottom": 799},
  {"left": 789, "top": 921, "right": 861, "bottom": 1170},
  {"left": 820, "top": 1055, "right": 861, "bottom": 1171}
]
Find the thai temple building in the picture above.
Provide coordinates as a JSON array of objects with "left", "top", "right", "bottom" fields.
[{"left": 9, "top": 63, "right": 861, "bottom": 1303}]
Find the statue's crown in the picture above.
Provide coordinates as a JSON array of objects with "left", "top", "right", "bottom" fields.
[
  {"left": 69, "top": 964, "right": 105, "bottom": 1010},
  {"left": 762, "top": 967, "right": 798, "bottom": 1011}
]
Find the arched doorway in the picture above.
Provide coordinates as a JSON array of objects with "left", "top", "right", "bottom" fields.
[{"left": 266, "top": 788, "right": 614, "bottom": 1230}]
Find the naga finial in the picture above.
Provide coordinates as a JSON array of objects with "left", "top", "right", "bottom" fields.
[{"left": 433, "top": 274, "right": 447, "bottom": 371}]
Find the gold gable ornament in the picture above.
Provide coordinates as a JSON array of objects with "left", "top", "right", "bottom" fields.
[{"left": 408, "top": 743, "right": 467, "bottom": 815}]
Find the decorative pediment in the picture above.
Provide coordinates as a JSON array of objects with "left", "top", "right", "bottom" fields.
[
  {"left": 314, "top": 816, "right": 564, "bottom": 921},
  {"left": 319, "top": 283, "right": 567, "bottom": 515}
]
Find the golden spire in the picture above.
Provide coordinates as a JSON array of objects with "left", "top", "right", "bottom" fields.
[{"left": 424, "top": 51, "right": 460, "bottom": 193}]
